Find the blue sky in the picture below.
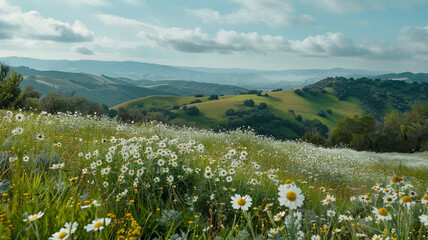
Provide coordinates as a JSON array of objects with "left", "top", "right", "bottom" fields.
[{"left": 1, "top": 0, "right": 428, "bottom": 72}]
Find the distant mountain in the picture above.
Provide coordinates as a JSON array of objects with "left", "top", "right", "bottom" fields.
[
  {"left": 374, "top": 72, "right": 428, "bottom": 82},
  {"left": 1, "top": 57, "right": 385, "bottom": 90},
  {"left": 11, "top": 66, "right": 247, "bottom": 106}
]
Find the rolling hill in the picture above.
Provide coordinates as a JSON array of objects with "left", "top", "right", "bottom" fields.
[
  {"left": 12, "top": 66, "right": 247, "bottom": 106},
  {"left": 113, "top": 87, "right": 363, "bottom": 138},
  {"left": 2, "top": 56, "right": 385, "bottom": 90},
  {"left": 113, "top": 76, "right": 428, "bottom": 140}
]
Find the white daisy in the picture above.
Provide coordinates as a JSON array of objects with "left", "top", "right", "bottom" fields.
[
  {"left": 84, "top": 218, "right": 111, "bottom": 232},
  {"left": 278, "top": 185, "right": 304, "bottom": 209},
  {"left": 230, "top": 194, "right": 252, "bottom": 211}
]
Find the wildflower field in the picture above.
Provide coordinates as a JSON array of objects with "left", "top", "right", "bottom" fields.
[{"left": 0, "top": 110, "right": 427, "bottom": 239}]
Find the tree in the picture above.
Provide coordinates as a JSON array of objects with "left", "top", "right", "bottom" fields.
[
  {"left": 117, "top": 107, "right": 130, "bottom": 122},
  {"left": 243, "top": 99, "right": 255, "bottom": 107},
  {"left": 208, "top": 95, "right": 219, "bottom": 100},
  {"left": 128, "top": 106, "right": 144, "bottom": 123},
  {"left": 185, "top": 106, "right": 200, "bottom": 116},
  {"left": 0, "top": 67, "right": 24, "bottom": 109},
  {"left": 258, "top": 102, "right": 267, "bottom": 110}
]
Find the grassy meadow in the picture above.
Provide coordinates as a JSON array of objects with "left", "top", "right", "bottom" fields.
[
  {"left": 112, "top": 89, "right": 363, "bottom": 130},
  {"left": 0, "top": 110, "right": 427, "bottom": 239}
]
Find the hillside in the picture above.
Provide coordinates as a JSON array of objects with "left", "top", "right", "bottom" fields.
[
  {"left": 12, "top": 66, "right": 247, "bottom": 106},
  {"left": 113, "top": 77, "right": 428, "bottom": 140},
  {"left": 113, "top": 88, "right": 363, "bottom": 139},
  {"left": 0, "top": 111, "right": 426, "bottom": 239},
  {"left": 375, "top": 72, "right": 428, "bottom": 82},
  {"left": 2, "top": 57, "right": 384, "bottom": 90}
]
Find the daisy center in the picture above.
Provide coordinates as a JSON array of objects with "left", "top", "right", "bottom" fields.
[
  {"left": 386, "top": 197, "right": 392, "bottom": 202},
  {"left": 365, "top": 197, "right": 371, "bottom": 201},
  {"left": 378, "top": 208, "right": 388, "bottom": 216},
  {"left": 423, "top": 195, "right": 428, "bottom": 200},
  {"left": 374, "top": 238, "right": 381, "bottom": 240},
  {"left": 94, "top": 222, "right": 104, "bottom": 228},
  {"left": 58, "top": 232, "right": 68, "bottom": 239},
  {"left": 401, "top": 196, "right": 412, "bottom": 203},
  {"left": 237, "top": 198, "right": 246, "bottom": 206},
  {"left": 31, "top": 216, "right": 38, "bottom": 220},
  {"left": 285, "top": 179, "right": 293, "bottom": 184},
  {"left": 286, "top": 191, "right": 297, "bottom": 201},
  {"left": 326, "top": 198, "right": 332, "bottom": 203}
]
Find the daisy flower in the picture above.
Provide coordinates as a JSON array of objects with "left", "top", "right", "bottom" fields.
[
  {"left": 421, "top": 195, "right": 428, "bottom": 204},
  {"left": 273, "top": 211, "right": 285, "bottom": 221},
  {"left": 50, "top": 163, "right": 65, "bottom": 169},
  {"left": 15, "top": 113, "right": 24, "bottom": 122},
  {"left": 23, "top": 155, "right": 30, "bottom": 162},
  {"left": 419, "top": 214, "right": 428, "bottom": 226},
  {"left": 400, "top": 196, "right": 415, "bottom": 208},
  {"left": 24, "top": 211, "right": 44, "bottom": 222},
  {"left": 311, "top": 235, "right": 321, "bottom": 240},
  {"left": 226, "top": 176, "right": 233, "bottom": 182},
  {"left": 372, "top": 234, "right": 384, "bottom": 240},
  {"left": 84, "top": 218, "right": 111, "bottom": 232},
  {"left": 278, "top": 185, "right": 304, "bottom": 209},
  {"left": 322, "top": 195, "right": 336, "bottom": 205},
  {"left": 372, "top": 207, "right": 392, "bottom": 221},
  {"left": 231, "top": 194, "right": 252, "bottom": 211},
  {"left": 267, "top": 228, "right": 278, "bottom": 238},
  {"left": 327, "top": 210, "right": 336, "bottom": 217}
]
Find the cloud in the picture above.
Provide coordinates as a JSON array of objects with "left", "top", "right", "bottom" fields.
[
  {"left": 398, "top": 25, "right": 428, "bottom": 53},
  {"left": 98, "top": 14, "right": 424, "bottom": 61},
  {"left": 189, "top": 0, "right": 315, "bottom": 27},
  {"left": 289, "top": 32, "right": 408, "bottom": 59},
  {"left": 73, "top": 46, "right": 95, "bottom": 55},
  {"left": 0, "top": 0, "right": 94, "bottom": 42},
  {"left": 310, "top": 0, "right": 426, "bottom": 14},
  {"left": 64, "top": 0, "right": 109, "bottom": 7}
]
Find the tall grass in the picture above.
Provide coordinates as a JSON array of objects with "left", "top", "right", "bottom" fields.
[{"left": 0, "top": 110, "right": 426, "bottom": 239}]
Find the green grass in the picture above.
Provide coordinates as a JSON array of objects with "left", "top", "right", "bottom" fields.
[
  {"left": 1, "top": 111, "right": 426, "bottom": 239},
  {"left": 114, "top": 90, "right": 363, "bottom": 130}
]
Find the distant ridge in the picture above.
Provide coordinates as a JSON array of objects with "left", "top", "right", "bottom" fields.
[
  {"left": 1, "top": 56, "right": 385, "bottom": 90},
  {"left": 11, "top": 66, "right": 247, "bottom": 106}
]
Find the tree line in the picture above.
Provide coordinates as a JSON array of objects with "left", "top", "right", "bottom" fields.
[{"left": 302, "top": 103, "right": 428, "bottom": 153}]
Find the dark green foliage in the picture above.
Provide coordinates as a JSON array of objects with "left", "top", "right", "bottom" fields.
[
  {"left": 326, "top": 109, "right": 333, "bottom": 114},
  {"left": 185, "top": 106, "right": 200, "bottom": 116},
  {"left": 39, "top": 92, "right": 96, "bottom": 114},
  {"left": 225, "top": 109, "right": 235, "bottom": 116},
  {"left": 189, "top": 99, "right": 202, "bottom": 104},
  {"left": 128, "top": 106, "right": 144, "bottom": 122},
  {"left": 288, "top": 109, "right": 295, "bottom": 114},
  {"left": 172, "top": 105, "right": 180, "bottom": 110},
  {"left": 219, "top": 109, "right": 306, "bottom": 140},
  {"left": 317, "top": 110, "right": 326, "bottom": 118},
  {"left": 258, "top": 102, "right": 267, "bottom": 110},
  {"left": 294, "top": 89, "right": 304, "bottom": 96},
  {"left": 295, "top": 114, "right": 302, "bottom": 122},
  {"left": 303, "top": 119, "right": 329, "bottom": 138},
  {"left": 271, "top": 88, "right": 283, "bottom": 92},
  {"left": 301, "top": 132, "right": 326, "bottom": 146},
  {"left": 194, "top": 94, "right": 204, "bottom": 97},
  {"left": 0, "top": 64, "right": 24, "bottom": 109},
  {"left": 107, "top": 109, "right": 117, "bottom": 118},
  {"left": 308, "top": 77, "right": 428, "bottom": 119},
  {"left": 208, "top": 95, "right": 219, "bottom": 100},
  {"left": 243, "top": 99, "right": 255, "bottom": 107},
  {"left": 330, "top": 115, "right": 379, "bottom": 151},
  {"left": 117, "top": 107, "right": 130, "bottom": 122}
]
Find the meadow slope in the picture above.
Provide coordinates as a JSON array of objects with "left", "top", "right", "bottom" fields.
[{"left": 0, "top": 111, "right": 426, "bottom": 239}]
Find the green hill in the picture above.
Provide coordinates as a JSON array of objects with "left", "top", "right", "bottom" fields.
[
  {"left": 113, "top": 88, "right": 363, "bottom": 138},
  {"left": 113, "top": 76, "right": 428, "bottom": 140},
  {"left": 12, "top": 66, "right": 247, "bottom": 107}
]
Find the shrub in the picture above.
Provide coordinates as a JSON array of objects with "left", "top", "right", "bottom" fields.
[
  {"left": 243, "top": 99, "right": 255, "bottom": 107},
  {"left": 208, "top": 95, "right": 219, "bottom": 100},
  {"left": 185, "top": 106, "right": 200, "bottom": 116}
]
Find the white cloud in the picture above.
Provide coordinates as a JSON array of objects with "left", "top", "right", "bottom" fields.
[
  {"left": 0, "top": 0, "right": 94, "bottom": 42},
  {"left": 189, "top": 0, "right": 315, "bottom": 27},
  {"left": 311, "top": 0, "right": 426, "bottom": 14},
  {"left": 398, "top": 25, "right": 428, "bottom": 54},
  {"left": 72, "top": 46, "right": 95, "bottom": 55},
  {"left": 97, "top": 14, "right": 425, "bottom": 61},
  {"left": 64, "top": 0, "right": 109, "bottom": 7}
]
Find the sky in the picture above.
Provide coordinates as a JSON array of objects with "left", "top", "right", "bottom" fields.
[{"left": 0, "top": 0, "right": 428, "bottom": 72}]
